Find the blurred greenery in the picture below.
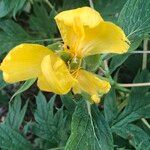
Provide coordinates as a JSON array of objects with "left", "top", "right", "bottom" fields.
[{"left": 0, "top": 0, "right": 150, "bottom": 149}]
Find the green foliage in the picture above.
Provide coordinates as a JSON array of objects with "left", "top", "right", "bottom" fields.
[
  {"left": 5, "top": 96, "right": 28, "bottom": 130},
  {"left": 32, "top": 92, "right": 69, "bottom": 148},
  {"left": 84, "top": 54, "right": 102, "bottom": 72},
  {"left": 118, "top": 0, "right": 150, "bottom": 40},
  {"left": 0, "top": 97, "right": 32, "bottom": 150},
  {"left": 11, "top": 78, "right": 36, "bottom": 101},
  {"left": 104, "top": 89, "right": 118, "bottom": 125},
  {"left": 110, "top": 0, "right": 150, "bottom": 73},
  {"left": 29, "top": 2, "right": 57, "bottom": 38},
  {"left": 66, "top": 101, "right": 113, "bottom": 150},
  {"left": 104, "top": 70, "right": 150, "bottom": 149},
  {"left": 112, "top": 70, "right": 150, "bottom": 127},
  {"left": 113, "top": 124, "right": 150, "bottom": 149},
  {"left": 0, "top": 0, "right": 150, "bottom": 149},
  {"left": 0, "top": 20, "right": 32, "bottom": 54},
  {"left": 62, "top": 0, "right": 89, "bottom": 9},
  {"left": 0, "top": 0, "right": 27, "bottom": 18},
  {"left": 94, "top": 0, "right": 127, "bottom": 21}
]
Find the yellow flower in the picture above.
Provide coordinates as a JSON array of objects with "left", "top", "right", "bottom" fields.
[
  {"left": 0, "top": 7, "right": 129, "bottom": 103},
  {"left": 55, "top": 7, "right": 129, "bottom": 58}
]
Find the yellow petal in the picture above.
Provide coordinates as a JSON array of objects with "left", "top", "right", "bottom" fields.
[
  {"left": 40, "top": 54, "right": 75, "bottom": 94},
  {"left": 37, "top": 74, "right": 52, "bottom": 92},
  {"left": 73, "top": 69, "right": 111, "bottom": 103},
  {"left": 0, "top": 44, "right": 52, "bottom": 83},
  {"left": 55, "top": 7, "right": 103, "bottom": 56},
  {"left": 79, "top": 21, "right": 130, "bottom": 57},
  {"left": 55, "top": 7, "right": 103, "bottom": 27}
]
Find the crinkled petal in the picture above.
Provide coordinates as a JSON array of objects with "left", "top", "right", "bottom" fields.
[
  {"left": 55, "top": 7, "right": 103, "bottom": 56},
  {"left": 79, "top": 21, "right": 130, "bottom": 57},
  {"left": 73, "top": 69, "right": 111, "bottom": 103},
  {"left": 40, "top": 54, "right": 75, "bottom": 94},
  {"left": 0, "top": 44, "right": 52, "bottom": 83}
]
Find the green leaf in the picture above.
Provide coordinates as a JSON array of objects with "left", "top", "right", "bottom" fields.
[
  {"left": 0, "top": 96, "right": 32, "bottom": 150},
  {"left": 84, "top": 54, "right": 102, "bottom": 72},
  {"left": 94, "top": 0, "right": 127, "bottom": 21},
  {"left": 5, "top": 96, "right": 28, "bottom": 130},
  {"left": 109, "top": 38, "right": 142, "bottom": 73},
  {"left": 112, "top": 70, "right": 150, "bottom": 128},
  {"left": 112, "top": 124, "right": 150, "bottom": 149},
  {"left": 29, "top": 3, "right": 57, "bottom": 38},
  {"left": 33, "top": 92, "right": 68, "bottom": 146},
  {"left": 61, "top": 92, "right": 76, "bottom": 114},
  {"left": 104, "top": 89, "right": 118, "bottom": 125},
  {"left": 11, "top": 78, "right": 36, "bottom": 101},
  {"left": 0, "top": 0, "right": 27, "bottom": 18},
  {"left": 0, "top": 124, "right": 32, "bottom": 150},
  {"left": 47, "top": 41, "right": 63, "bottom": 51},
  {"left": 66, "top": 101, "right": 113, "bottom": 150},
  {"left": 118, "top": 0, "right": 150, "bottom": 40},
  {"left": 109, "top": 0, "right": 150, "bottom": 73},
  {"left": 0, "top": 20, "right": 33, "bottom": 54}
]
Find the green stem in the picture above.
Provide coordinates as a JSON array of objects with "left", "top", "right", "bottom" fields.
[
  {"left": 142, "top": 39, "right": 149, "bottom": 70},
  {"left": 118, "top": 82, "right": 150, "bottom": 87},
  {"left": 141, "top": 118, "right": 150, "bottom": 129}
]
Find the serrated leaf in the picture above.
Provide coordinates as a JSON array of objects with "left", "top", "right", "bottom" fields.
[
  {"left": 112, "top": 70, "right": 150, "bottom": 128},
  {"left": 0, "top": 96, "right": 32, "bottom": 149},
  {"left": 29, "top": 3, "right": 57, "bottom": 38},
  {"left": 33, "top": 92, "right": 68, "bottom": 146},
  {"left": 5, "top": 96, "right": 28, "bottom": 130},
  {"left": 0, "top": 124, "right": 32, "bottom": 150},
  {"left": 112, "top": 124, "right": 150, "bottom": 150},
  {"left": 0, "top": 20, "right": 33, "bottom": 54},
  {"left": 66, "top": 101, "right": 113, "bottom": 150},
  {"left": 11, "top": 78, "right": 36, "bottom": 101},
  {"left": 0, "top": 0, "right": 27, "bottom": 18}
]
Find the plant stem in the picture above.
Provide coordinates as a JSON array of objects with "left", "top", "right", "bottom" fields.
[
  {"left": 89, "top": 0, "right": 94, "bottom": 8},
  {"left": 130, "top": 50, "right": 150, "bottom": 54},
  {"left": 118, "top": 82, "right": 150, "bottom": 87},
  {"left": 141, "top": 118, "right": 150, "bottom": 129},
  {"left": 142, "top": 39, "right": 149, "bottom": 70}
]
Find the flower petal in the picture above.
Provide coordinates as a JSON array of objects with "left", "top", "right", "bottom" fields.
[
  {"left": 79, "top": 21, "right": 130, "bottom": 57},
  {"left": 55, "top": 7, "right": 103, "bottom": 56},
  {"left": 0, "top": 44, "right": 52, "bottom": 83},
  {"left": 37, "top": 74, "right": 52, "bottom": 92},
  {"left": 73, "top": 69, "right": 111, "bottom": 103},
  {"left": 55, "top": 7, "right": 103, "bottom": 27},
  {"left": 41, "top": 54, "right": 75, "bottom": 94}
]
